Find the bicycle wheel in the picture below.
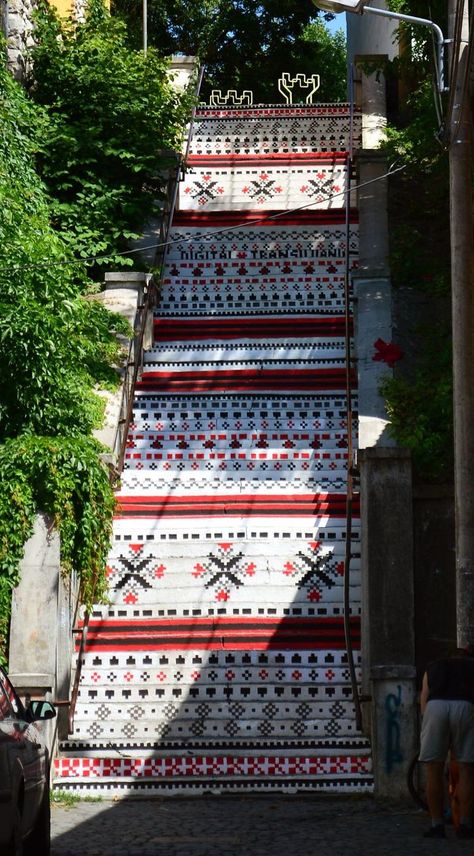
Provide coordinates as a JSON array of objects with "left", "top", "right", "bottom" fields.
[{"left": 407, "top": 754, "right": 428, "bottom": 811}]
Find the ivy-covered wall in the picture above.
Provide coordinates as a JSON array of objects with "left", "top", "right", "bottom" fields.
[{"left": 0, "top": 1, "right": 193, "bottom": 663}]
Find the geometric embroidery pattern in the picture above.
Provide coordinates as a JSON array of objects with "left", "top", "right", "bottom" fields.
[
  {"left": 180, "top": 164, "right": 348, "bottom": 212},
  {"left": 191, "top": 110, "right": 362, "bottom": 155},
  {"left": 54, "top": 99, "right": 370, "bottom": 798},
  {"left": 282, "top": 541, "right": 344, "bottom": 602},
  {"left": 192, "top": 542, "right": 256, "bottom": 602},
  {"left": 242, "top": 172, "right": 283, "bottom": 203},
  {"left": 184, "top": 174, "right": 225, "bottom": 206},
  {"left": 106, "top": 544, "right": 166, "bottom": 605}
]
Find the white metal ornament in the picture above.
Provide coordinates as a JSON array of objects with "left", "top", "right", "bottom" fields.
[{"left": 278, "top": 73, "right": 321, "bottom": 105}]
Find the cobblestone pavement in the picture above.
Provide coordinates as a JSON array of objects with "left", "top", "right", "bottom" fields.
[{"left": 51, "top": 795, "right": 474, "bottom": 856}]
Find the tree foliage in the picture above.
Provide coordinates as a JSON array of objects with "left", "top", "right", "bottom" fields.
[
  {"left": 0, "top": 0, "right": 194, "bottom": 662},
  {"left": 112, "top": 0, "right": 347, "bottom": 103},
  {"left": 0, "top": 37, "right": 127, "bottom": 660},
  {"left": 28, "top": 0, "right": 192, "bottom": 275},
  {"left": 0, "top": 48, "right": 128, "bottom": 439}
]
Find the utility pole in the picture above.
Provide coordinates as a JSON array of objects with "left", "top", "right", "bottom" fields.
[
  {"left": 448, "top": 0, "right": 474, "bottom": 648},
  {"left": 143, "top": 0, "right": 148, "bottom": 54}
]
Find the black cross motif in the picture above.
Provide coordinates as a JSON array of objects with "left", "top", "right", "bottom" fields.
[
  {"left": 242, "top": 174, "right": 282, "bottom": 201},
  {"left": 192, "top": 543, "right": 255, "bottom": 602},
  {"left": 186, "top": 179, "right": 224, "bottom": 202},
  {"left": 107, "top": 546, "right": 166, "bottom": 603},
  {"left": 301, "top": 175, "right": 340, "bottom": 201},
  {"left": 283, "top": 541, "right": 343, "bottom": 603}
]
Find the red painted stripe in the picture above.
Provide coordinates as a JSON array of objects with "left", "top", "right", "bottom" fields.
[
  {"left": 171, "top": 210, "right": 358, "bottom": 227},
  {"left": 153, "top": 317, "right": 350, "bottom": 341},
  {"left": 115, "top": 493, "right": 358, "bottom": 518},
  {"left": 187, "top": 153, "right": 349, "bottom": 167},
  {"left": 55, "top": 755, "right": 371, "bottom": 776},
  {"left": 136, "top": 368, "right": 355, "bottom": 393},
  {"left": 77, "top": 616, "right": 360, "bottom": 652}
]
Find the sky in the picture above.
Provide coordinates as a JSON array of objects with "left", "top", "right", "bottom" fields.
[{"left": 325, "top": 11, "right": 347, "bottom": 36}]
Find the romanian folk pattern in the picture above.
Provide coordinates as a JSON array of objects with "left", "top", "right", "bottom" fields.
[
  {"left": 54, "top": 100, "right": 372, "bottom": 795},
  {"left": 191, "top": 107, "right": 362, "bottom": 155},
  {"left": 180, "top": 162, "right": 350, "bottom": 211}
]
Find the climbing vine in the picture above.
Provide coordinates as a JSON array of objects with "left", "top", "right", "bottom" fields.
[
  {"left": 0, "top": 40, "right": 128, "bottom": 663},
  {"left": 0, "top": 437, "right": 115, "bottom": 660},
  {"left": 378, "top": 3, "right": 453, "bottom": 481},
  {"left": 0, "top": 0, "right": 194, "bottom": 661}
]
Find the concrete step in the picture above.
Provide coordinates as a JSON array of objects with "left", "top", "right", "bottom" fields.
[
  {"left": 77, "top": 662, "right": 359, "bottom": 688},
  {"left": 119, "top": 473, "right": 350, "bottom": 496},
  {"left": 130, "top": 392, "right": 350, "bottom": 428},
  {"left": 144, "top": 343, "right": 347, "bottom": 367},
  {"left": 122, "top": 450, "right": 349, "bottom": 476},
  {"left": 126, "top": 429, "right": 350, "bottom": 449},
  {"left": 164, "top": 221, "right": 358, "bottom": 261},
  {"left": 110, "top": 516, "right": 356, "bottom": 546},
  {"left": 189, "top": 107, "right": 361, "bottom": 156},
  {"left": 54, "top": 736, "right": 372, "bottom": 795},
  {"left": 179, "top": 160, "right": 351, "bottom": 212},
  {"left": 76, "top": 684, "right": 358, "bottom": 706},
  {"left": 96, "top": 583, "right": 361, "bottom": 610},
  {"left": 67, "top": 716, "right": 361, "bottom": 743},
  {"left": 157, "top": 288, "right": 348, "bottom": 317}
]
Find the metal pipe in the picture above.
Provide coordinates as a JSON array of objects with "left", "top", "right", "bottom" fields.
[
  {"left": 343, "top": 64, "right": 362, "bottom": 733},
  {"left": 362, "top": 6, "right": 447, "bottom": 93},
  {"left": 143, "top": 0, "right": 147, "bottom": 55}
]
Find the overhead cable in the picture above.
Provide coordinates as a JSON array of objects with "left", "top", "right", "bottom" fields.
[{"left": 1, "top": 162, "right": 408, "bottom": 276}]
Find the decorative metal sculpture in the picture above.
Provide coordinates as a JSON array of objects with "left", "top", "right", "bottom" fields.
[
  {"left": 278, "top": 73, "right": 321, "bottom": 105},
  {"left": 208, "top": 89, "right": 254, "bottom": 107}
]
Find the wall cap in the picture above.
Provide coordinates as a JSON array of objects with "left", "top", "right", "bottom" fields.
[
  {"left": 104, "top": 272, "right": 149, "bottom": 285},
  {"left": 370, "top": 665, "right": 416, "bottom": 680},
  {"left": 359, "top": 447, "right": 411, "bottom": 461},
  {"left": 8, "top": 672, "right": 55, "bottom": 688}
]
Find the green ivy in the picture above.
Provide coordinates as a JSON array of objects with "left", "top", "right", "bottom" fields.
[
  {"left": 380, "top": 324, "right": 453, "bottom": 480},
  {"left": 0, "top": 41, "right": 128, "bottom": 662},
  {"left": 378, "top": 11, "right": 453, "bottom": 481},
  {"left": 0, "top": 437, "right": 115, "bottom": 661}
]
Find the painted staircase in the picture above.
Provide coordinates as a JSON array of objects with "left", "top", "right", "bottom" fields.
[{"left": 54, "top": 102, "right": 373, "bottom": 795}]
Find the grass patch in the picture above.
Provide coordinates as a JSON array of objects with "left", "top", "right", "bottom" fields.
[{"left": 52, "top": 789, "right": 103, "bottom": 807}]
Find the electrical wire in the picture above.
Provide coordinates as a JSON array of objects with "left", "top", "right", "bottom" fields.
[{"left": 0, "top": 162, "right": 407, "bottom": 276}]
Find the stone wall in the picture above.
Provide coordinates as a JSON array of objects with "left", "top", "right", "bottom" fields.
[{"left": 3, "top": 0, "right": 37, "bottom": 81}]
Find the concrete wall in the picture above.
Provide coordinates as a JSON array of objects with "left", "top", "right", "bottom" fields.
[
  {"left": 92, "top": 272, "right": 153, "bottom": 472},
  {"left": 347, "top": 0, "right": 398, "bottom": 69},
  {"left": 413, "top": 487, "right": 456, "bottom": 682},
  {"left": 354, "top": 65, "right": 417, "bottom": 798},
  {"left": 8, "top": 514, "right": 77, "bottom": 752},
  {"left": 353, "top": 63, "right": 394, "bottom": 449},
  {"left": 359, "top": 449, "right": 417, "bottom": 798}
]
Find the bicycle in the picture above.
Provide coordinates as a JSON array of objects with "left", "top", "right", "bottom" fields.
[{"left": 407, "top": 753, "right": 460, "bottom": 826}]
